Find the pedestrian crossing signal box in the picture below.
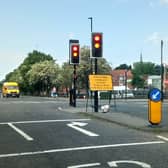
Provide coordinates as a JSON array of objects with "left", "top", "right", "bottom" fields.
[{"left": 148, "top": 88, "right": 162, "bottom": 125}]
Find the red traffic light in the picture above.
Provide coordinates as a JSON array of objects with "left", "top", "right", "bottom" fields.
[
  {"left": 94, "top": 34, "right": 101, "bottom": 41},
  {"left": 72, "top": 45, "right": 79, "bottom": 57},
  {"left": 69, "top": 43, "right": 80, "bottom": 64},
  {"left": 92, "top": 32, "right": 103, "bottom": 57}
]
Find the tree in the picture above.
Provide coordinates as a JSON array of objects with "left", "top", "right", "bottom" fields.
[
  {"left": 131, "top": 62, "right": 156, "bottom": 88},
  {"left": 76, "top": 46, "right": 112, "bottom": 91},
  {"left": 60, "top": 62, "right": 73, "bottom": 95},
  {"left": 3, "top": 47, "right": 112, "bottom": 96},
  {"left": 132, "top": 62, "right": 155, "bottom": 76},
  {"left": 27, "top": 60, "right": 60, "bottom": 96},
  {"left": 60, "top": 46, "right": 112, "bottom": 93},
  {"left": 131, "top": 73, "right": 145, "bottom": 88},
  {"left": 115, "top": 64, "right": 131, "bottom": 70},
  {"left": 4, "top": 50, "right": 55, "bottom": 94}
]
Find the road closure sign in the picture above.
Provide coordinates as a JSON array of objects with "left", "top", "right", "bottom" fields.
[{"left": 89, "top": 75, "right": 113, "bottom": 91}]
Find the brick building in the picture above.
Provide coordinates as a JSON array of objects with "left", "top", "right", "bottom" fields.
[{"left": 111, "top": 69, "right": 133, "bottom": 89}]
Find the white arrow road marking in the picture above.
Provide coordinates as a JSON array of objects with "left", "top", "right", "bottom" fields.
[
  {"left": 108, "top": 160, "right": 151, "bottom": 168},
  {"left": 67, "top": 122, "right": 99, "bottom": 137},
  {"left": 157, "top": 135, "right": 168, "bottom": 142},
  {"left": 67, "top": 163, "right": 101, "bottom": 168},
  {"left": 8, "top": 123, "right": 33, "bottom": 141},
  {"left": 152, "top": 91, "right": 159, "bottom": 100}
]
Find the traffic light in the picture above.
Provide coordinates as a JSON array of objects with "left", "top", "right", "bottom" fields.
[
  {"left": 92, "top": 32, "right": 103, "bottom": 58},
  {"left": 69, "top": 43, "right": 80, "bottom": 64}
]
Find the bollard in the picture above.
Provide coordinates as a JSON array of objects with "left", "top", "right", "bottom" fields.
[{"left": 148, "top": 88, "right": 162, "bottom": 125}]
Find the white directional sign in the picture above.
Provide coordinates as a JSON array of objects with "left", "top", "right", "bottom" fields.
[
  {"left": 108, "top": 160, "right": 151, "bottom": 168},
  {"left": 67, "top": 122, "right": 99, "bottom": 137}
]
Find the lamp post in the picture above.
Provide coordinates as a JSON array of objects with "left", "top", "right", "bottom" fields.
[
  {"left": 88, "top": 17, "right": 94, "bottom": 105},
  {"left": 88, "top": 17, "right": 93, "bottom": 32},
  {"left": 88, "top": 17, "right": 93, "bottom": 74},
  {"left": 88, "top": 17, "right": 99, "bottom": 112},
  {"left": 161, "top": 40, "right": 164, "bottom": 99}
]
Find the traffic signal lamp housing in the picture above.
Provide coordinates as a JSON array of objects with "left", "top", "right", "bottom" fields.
[
  {"left": 69, "top": 42, "right": 80, "bottom": 64},
  {"left": 92, "top": 32, "right": 103, "bottom": 58}
]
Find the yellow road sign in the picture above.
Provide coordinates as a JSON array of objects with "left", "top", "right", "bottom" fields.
[{"left": 89, "top": 75, "right": 113, "bottom": 91}]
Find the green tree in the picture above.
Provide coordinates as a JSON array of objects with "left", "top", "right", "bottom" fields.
[
  {"left": 60, "top": 62, "right": 73, "bottom": 96},
  {"left": 77, "top": 46, "right": 112, "bottom": 91},
  {"left": 115, "top": 64, "right": 131, "bottom": 70},
  {"left": 4, "top": 50, "right": 55, "bottom": 94},
  {"left": 27, "top": 60, "right": 60, "bottom": 96},
  {"left": 131, "top": 62, "right": 156, "bottom": 88},
  {"left": 61, "top": 46, "right": 112, "bottom": 93}
]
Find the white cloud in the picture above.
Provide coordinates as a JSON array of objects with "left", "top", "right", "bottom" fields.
[
  {"left": 146, "top": 32, "right": 161, "bottom": 44},
  {"left": 146, "top": 32, "right": 168, "bottom": 45},
  {"left": 160, "top": 0, "right": 168, "bottom": 5},
  {"left": 149, "top": 0, "right": 168, "bottom": 7}
]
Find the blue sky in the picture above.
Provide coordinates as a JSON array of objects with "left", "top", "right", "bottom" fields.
[{"left": 1, "top": 0, "right": 168, "bottom": 80}]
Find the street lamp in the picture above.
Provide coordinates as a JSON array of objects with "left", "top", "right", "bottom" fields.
[
  {"left": 88, "top": 17, "right": 93, "bottom": 74},
  {"left": 161, "top": 40, "right": 163, "bottom": 99},
  {"left": 88, "top": 17, "right": 93, "bottom": 33},
  {"left": 88, "top": 17, "right": 98, "bottom": 112}
]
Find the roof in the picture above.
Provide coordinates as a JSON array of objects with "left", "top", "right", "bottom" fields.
[{"left": 3, "top": 82, "right": 19, "bottom": 86}]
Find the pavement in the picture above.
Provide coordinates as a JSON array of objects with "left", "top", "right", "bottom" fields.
[{"left": 62, "top": 100, "right": 168, "bottom": 133}]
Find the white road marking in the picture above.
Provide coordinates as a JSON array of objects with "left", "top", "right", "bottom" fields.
[
  {"left": 0, "top": 141, "right": 164, "bottom": 158},
  {"left": 108, "top": 160, "right": 151, "bottom": 168},
  {"left": 67, "top": 163, "right": 101, "bottom": 168},
  {"left": 67, "top": 122, "right": 99, "bottom": 137},
  {"left": 0, "top": 119, "right": 90, "bottom": 125},
  {"left": 157, "top": 135, "right": 168, "bottom": 142},
  {"left": 8, "top": 123, "right": 33, "bottom": 141}
]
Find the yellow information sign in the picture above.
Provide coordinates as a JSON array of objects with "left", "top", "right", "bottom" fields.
[{"left": 89, "top": 75, "right": 113, "bottom": 91}]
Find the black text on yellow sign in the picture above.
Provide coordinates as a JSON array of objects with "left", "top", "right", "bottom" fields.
[
  {"left": 89, "top": 75, "right": 113, "bottom": 91},
  {"left": 148, "top": 100, "right": 162, "bottom": 125}
]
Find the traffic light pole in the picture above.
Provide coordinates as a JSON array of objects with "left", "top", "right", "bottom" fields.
[
  {"left": 94, "top": 58, "right": 98, "bottom": 112},
  {"left": 73, "top": 64, "right": 77, "bottom": 107}
]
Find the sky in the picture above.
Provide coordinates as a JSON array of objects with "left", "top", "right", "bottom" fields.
[{"left": 1, "top": 0, "right": 168, "bottom": 80}]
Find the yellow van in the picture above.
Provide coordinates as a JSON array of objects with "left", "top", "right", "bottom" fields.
[{"left": 2, "top": 82, "right": 20, "bottom": 98}]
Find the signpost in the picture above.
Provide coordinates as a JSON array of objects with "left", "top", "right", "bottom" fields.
[
  {"left": 148, "top": 88, "right": 162, "bottom": 125},
  {"left": 88, "top": 74, "right": 113, "bottom": 112}
]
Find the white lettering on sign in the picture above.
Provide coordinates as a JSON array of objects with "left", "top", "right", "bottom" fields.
[{"left": 108, "top": 160, "right": 151, "bottom": 168}]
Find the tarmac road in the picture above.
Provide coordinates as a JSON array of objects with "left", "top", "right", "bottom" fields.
[{"left": 0, "top": 97, "right": 168, "bottom": 168}]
